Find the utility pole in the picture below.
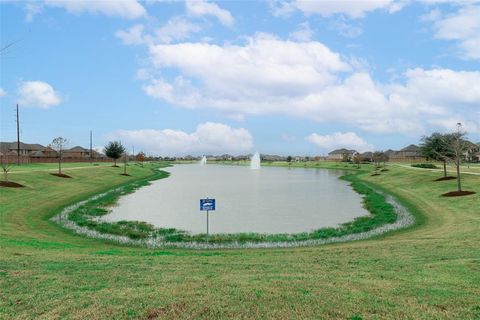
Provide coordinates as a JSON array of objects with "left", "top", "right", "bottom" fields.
[
  {"left": 90, "top": 130, "right": 93, "bottom": 164},
  {"left": 16, "top": 104, "right": 20, "bottom": 165}
]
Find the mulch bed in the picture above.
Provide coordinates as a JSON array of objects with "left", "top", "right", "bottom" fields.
[
  {"left": 434, "top": 176, "right": 457, "bottom": 181},
  {"left": 441, "top": 191, "right": 476, "bottom": 197},
  {"left": 120, "top": 173, "right": 131, "bottom": 176},
  {"left": 50, "top": 173, "right": 72, "bottom": 178},
  {"left": 0, "top": 181, "right": 25, "bottom": 188}
]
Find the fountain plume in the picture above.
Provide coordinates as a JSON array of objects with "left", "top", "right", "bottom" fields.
[{"left": 250, "top": 152, "right": 260, "bottom": 170}]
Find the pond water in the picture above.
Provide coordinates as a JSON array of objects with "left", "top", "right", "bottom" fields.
[{"left": 103, "top": 165, "right": 370, "bottom": 234}]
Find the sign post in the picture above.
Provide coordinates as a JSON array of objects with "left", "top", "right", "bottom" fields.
[{"left": 200, "top": 198, "right": 216, "bottom": 245}]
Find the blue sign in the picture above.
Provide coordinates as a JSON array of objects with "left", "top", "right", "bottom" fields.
[{"left": 200, "top": 198, "right": 216, "bottom": 211}]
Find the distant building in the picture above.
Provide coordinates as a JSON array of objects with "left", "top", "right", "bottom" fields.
[
  {"left": 64, "top": 146, "right": 91, "bottom": 159},
  {"left": 359, "top": 152, "right": 373, "bottom": 162},
  {"left": 327, "top": 149, "right": 357, "bottom": 161},
  {"left": 0, "top": 141, "right": 45, "bottom": 157},
  {"left": 389, "top": 144, "right": 425, "bottom": 162},
  {"left": 465, "top": 142, "right": 480, "bottom": 162}
]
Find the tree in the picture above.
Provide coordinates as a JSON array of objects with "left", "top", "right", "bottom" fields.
[
  {"left": 420, "top": 133, "right": 455, "bottom": 177},
  {"left": 353, "top": 153, "right": 361, "bottom": 169},
  {"left": 287, "top": 156, "right": 292, "bottom": 163},
  {"left": 136, "top": 152, "right": 146, "bottom": 167},
  {"left": 123, "top": 151, "right": 128, "bottom": 175},
  {"left": 104, "top": 141, "right": 125, "bottom": 167},
  {"left": 1, "top": 155, "right": 13, "bottom": 182},
  {"left": 372, "top": 151, "right": 385, "bottom": 169},
  {"left": 50, "top": 137, "right": 68, "bottom": 174},
  {"left": 448, "top": 124, "right": 470, "bottom": 192}
]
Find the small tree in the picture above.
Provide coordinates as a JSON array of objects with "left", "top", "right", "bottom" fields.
[
  {"left": 353, "top": 153, "right": 361, "bottom": 169},
  {"left": 136, "top": 152, "right": 146, "bottom": 167},
  {"left": 448, "top": 125, "right": 470, "bottom": 192},
  {"left": 104, "top": 141, "right": 125, "bottom": 167},
  {"left": 123, "top": 152, "right": 128, "bottom": 175},
  {"left": 1, "top": 155, "right": 14, "bottom": 182},
  {"left": 420, "top": 133, "right": 455, "bottom": 177},
  {"left": 372, "top": 151, "right": 384, "bottom": 169},
  {"left": 287, "top": 156, "right": 292, "bottom": 163},
  {"left": 50, "top": 137, "right": 68, "bottom": 174}
]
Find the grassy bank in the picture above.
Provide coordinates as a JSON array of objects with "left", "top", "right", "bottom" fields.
[{"left": 1, "top": 161, "right": 479, "bottom": 319}]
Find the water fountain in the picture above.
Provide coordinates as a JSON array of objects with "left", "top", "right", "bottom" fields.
[
  {"left": 199, "top": 156, "right": 207, "bottom": 165},
  {"left": 250, "top": 152, "right": 261, "bottom": 170}
]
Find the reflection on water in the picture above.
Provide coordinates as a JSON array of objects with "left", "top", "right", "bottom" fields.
[{"left": 103, "top": 165, "right": 369, "bottom": 234}]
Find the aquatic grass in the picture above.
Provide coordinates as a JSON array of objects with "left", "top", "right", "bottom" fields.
[
  {"left": 62, "top": 168, "right": 170, "bottom": 239},
  {"left": 52, "top": 168, "right": 413, "bottom": 248}
]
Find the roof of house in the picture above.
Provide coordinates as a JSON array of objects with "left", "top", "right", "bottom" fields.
[
  {"left": 328, "top": 148, "right": 357, "bottom": 155},
  {"left": 400, "top": 144, "right": 420, "bottom": 152},
  {"left": 0, "top": 141, "right": 45, "bottom": 152},
  {"left": 66, "top": 146, "right": 90, "bottom": 152}
]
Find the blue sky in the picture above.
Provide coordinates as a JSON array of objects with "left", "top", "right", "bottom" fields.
[{"left": 1, "top": 0, "right": 479, "bottom": 156}]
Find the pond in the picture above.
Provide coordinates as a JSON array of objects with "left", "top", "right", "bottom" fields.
[{"left": 103, "top": 165, "right": 370, "bottom": 234}]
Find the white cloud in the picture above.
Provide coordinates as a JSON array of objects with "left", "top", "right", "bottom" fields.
[
  {"left": 140, "top": 33, "right": 480, "bottom": 134},
  {"left": 115, "top": 24, "right": 146, "bottom": 45},
  {"left": 0, "top": 88, "right": 7, "bottom": 97},
  {"left": 289, "top": 22, "right": 313, "bottom": 42},
  {"left": 273, "top": 0, "right": 404, "bottom": 18},
  {"left": 329, "top": 19, "right": 363, "bottom": 38},
  {"left": 429, "top": 5, "right": 480, "bottom": 59},
  {"left": 306, "top": 132, "right": 374, "bottom": 152},
  {"left": 155, "top": 16, "right": 201, "bottom": 43},
  {"left": 40, "top": 0, "right": 146, "bottom": 19},
  {"left": 116, "top": 17, "right": 201, "bottom": 46},
  {"left": 108, "top": 122, "right": 253, "bottom": 156},
  {"left": 18, "top": 81, "right": 61, "bottom": 109},
  {"left": 146, "top": 33, "right": 349, "bottom": 103},
  {"left": 24, "top": 3, "right": 43, "bottom": 22},
  {"left": 186, "top": 0, "right": 234, "bottom": 26}
]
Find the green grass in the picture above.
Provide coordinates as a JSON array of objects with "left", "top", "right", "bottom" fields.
[{"left": 1, "top": 161, "right": 479, "bottom": 319}]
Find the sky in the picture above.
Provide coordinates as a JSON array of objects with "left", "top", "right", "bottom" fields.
[{"left": 1, "top": 0, "right": 479, "bottom": 156}]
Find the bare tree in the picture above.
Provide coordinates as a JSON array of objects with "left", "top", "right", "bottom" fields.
[
  {"left": 373, "top": 151, "right": 384, "bottom": 169},
  {"left": 136, "top": 152, "right": 146, "bottom": 167},
  {"left": 123, "top": 151, "right": 128, "bottom": 175},
  {"left": 449, "top": 124, "right": 470, "bottom": 192},
  {"left": 353, "top": 153, "right": 361, "bottom": 169},
  {"left": 1, "top": 155, "right": 14, "bottom": 182},
  {"left": 50, "top": 137, "right": 68, "bottom": 175}
]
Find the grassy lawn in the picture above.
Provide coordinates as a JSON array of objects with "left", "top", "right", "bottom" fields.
[
  {"left": 9, "top": 162, "right": 115, "bottom": 173},
  {"left": 1, "top": 161, "right": 479, "bottom": 319}
]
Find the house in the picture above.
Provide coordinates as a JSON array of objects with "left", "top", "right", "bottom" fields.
[
  {"left": 327, "top": 149, "right": 357, "bottom": 161},
  {"left": 465, "top": 142, "right": 480, "bottom": 162},
  {"left": 389, "top": 144, "right": 425, "bottom": 162},
  {"left": 0, "top": 141, "right": 45, "bottom": 156},
  {"left": 64, "top": 146, "right": 92, "bottom": 159}
]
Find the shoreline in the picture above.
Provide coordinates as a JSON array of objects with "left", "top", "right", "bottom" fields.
[{"left": 51, "top": 164, "right": 415, "bottom": 249}]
